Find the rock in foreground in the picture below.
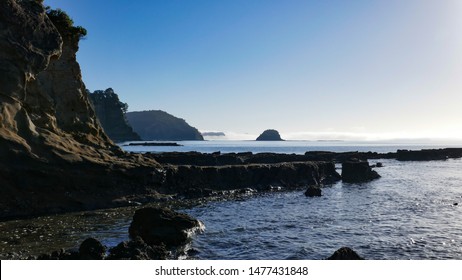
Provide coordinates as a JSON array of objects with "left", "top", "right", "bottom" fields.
[
  {"left": 327, "top": 247, "right": 364, "bottom": 260},
  {"left": 341, "top": 159, "right": 380, "bottom": 183},
  {"left": 305, "top": 186, "right": 322, "bottom": 197},
  {"left": 129, "top": 207, "right": 202, "bottom": 247},
  {"left": 79, "top": 238, "right": 106, "bottom": 260},
  {"left": 107, "top": 237, "right": 168, "bottom": 260}
]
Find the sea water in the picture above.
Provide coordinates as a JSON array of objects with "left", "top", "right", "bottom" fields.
[{"left": 1, "top": 141, "right": 461, "bottom": 259}]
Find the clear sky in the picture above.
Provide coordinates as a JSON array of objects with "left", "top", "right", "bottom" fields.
[{"left": 44, "top": 0, "right": 462, "bottom": 141}]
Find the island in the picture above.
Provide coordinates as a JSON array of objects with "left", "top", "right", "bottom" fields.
[{"left": 256, "top": 129, "right": 284, "bottom": 141}]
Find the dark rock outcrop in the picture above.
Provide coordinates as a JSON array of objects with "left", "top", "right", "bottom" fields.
[
  {"left": 396, "top": 148, "right": 462, "bottom": 161},
  {"left": 79, "top": 238, "right": 106, "bottom": 260},
  {"left": 341, "top": 159, "right": 380, "bottom": 183},
  {"left": 256, "top": 129, "right": 284, "bottom": 141},
  {"left": 88, "top": 88, "right": 141, "bottom": 142},
  {"left": 149, "top": 151, "right": 384, "bottom": 166},
  {"left": 162, "top": 161, "right": 341, "bottom": 194},
  {"left": 327, "top": 247, "right": 364, "bottom": 260},
  {"left": 107, "top": 237, "right": 168, "bottom": 260},
  {"left": 305, "top": 186, "right": 322, "bottom": 197},
  {"left": 126, "top": 110, "right": 204, "bottom": 141},
  {"left": 128, "top": 207, "right": 202, "bottom": 247}
]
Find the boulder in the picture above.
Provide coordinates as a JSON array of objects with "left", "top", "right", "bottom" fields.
[
  {"left": 107, "top": 237, "right": 168, "bottom": 260},
  {"left": 304, "top": 186, "right": 322, "bottom": 197},
  {"left": 256, "top": 129, "right": 284, "bottom": 141},
  {"left": 341, "top": 159, "right": 380, "bottom": 183},
  {"left": 128, "top": 207, "right": 201, "bottom": 247},
  {"left": 79, "top": 237, "right": 106, "bottom": 260},
  {"left": 327, "top": 247, "right": 364, "bottom": 260}
]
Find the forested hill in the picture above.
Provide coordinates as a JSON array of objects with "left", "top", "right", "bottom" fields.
[{"left": 126, "top": 110, "right": 204, "bottom": 141}]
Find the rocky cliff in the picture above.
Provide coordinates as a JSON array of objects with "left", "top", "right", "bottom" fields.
[
  {"left": 126, "top": 110, "right": 204, "bottom": 141},
  {"left": 0, "top": 1, "right": 161, "bottom": 220},
  {"left": 88, "top": 88, "right": 141, "bottom": 142}
]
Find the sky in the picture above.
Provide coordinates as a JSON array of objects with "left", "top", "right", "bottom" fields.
[{"left": 44, "top": 0, "right": 462, "bottom": 141}]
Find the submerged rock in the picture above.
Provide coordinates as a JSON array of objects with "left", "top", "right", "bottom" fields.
[
  {"left": 129, "top": 207, "right": 201, "bottom": 247},
  {"left": 341, "top": 159, "right": 380, "bottom": 183},
  {"left": 327, "top": 247, "right": 364, "bottom": 260},
  {"left": 304, "top": 186, "right": 322, "bottom": 197}
]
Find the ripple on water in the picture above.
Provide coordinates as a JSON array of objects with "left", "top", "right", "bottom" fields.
[{"left": 184, "top": 159, "right": 462, "bottom": 259}]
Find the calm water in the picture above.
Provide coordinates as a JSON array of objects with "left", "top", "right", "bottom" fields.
[{"left": 1, "top": 141, "right": 462, "bottom": 259}]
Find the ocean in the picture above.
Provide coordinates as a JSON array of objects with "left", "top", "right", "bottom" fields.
[
  {"left": 125, "top": 140, "right": 462, "bottom": 259},
  {"left": 1, "top": 140, "right": 461, "bottom": 259}
]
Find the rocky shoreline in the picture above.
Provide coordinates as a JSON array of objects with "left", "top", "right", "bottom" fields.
[{"left": 2, "top": 147, "right": 462, "bottom": 221}]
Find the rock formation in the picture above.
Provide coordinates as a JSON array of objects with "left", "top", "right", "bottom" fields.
[
  {"left": 0, "top": 2, "right": 162, "bottom": 220},
  {"left": 327, "top": 247, "right": 364, "bottom": 260},
  {"left": 88, "top": 88, "right": 141, "bottom": 142},
  {"left": 126, "top": 110, "right": 204, "bottom": 141},
  {"left": 305, "top": 186, "right": 322, "bottom": 197},
  {"left": 256, "top": 129, "right": 284, "bottom": 141},
  {"left": 341, "top": 159, "right": 380, "bottom": 183},
  {"left": 107, "top": 237, "right": 168, "bottom": 260},
  {"left": 396, "top": 148, "right": 462, "bottom": 161},
  {"left": 128, "top": 207, "right": 202, "bottom": 247}
]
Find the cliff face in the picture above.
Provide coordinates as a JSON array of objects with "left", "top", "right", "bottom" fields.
[
  {"left": 0, "top": 1, "right": 161, "bottom": 220},
  {"left": 0, "top": 0, "right": 62, "bottom": 159},
  {"left": 126, "top": 110, "right": 204, "bottom": 141},
  {"left": 88, "top": 88, "right": 141, "bottom": 143}
]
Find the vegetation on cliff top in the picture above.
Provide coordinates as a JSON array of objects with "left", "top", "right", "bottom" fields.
[
  {"left": 45, "top": 7, "right": 87, "bottom": 39},
  {"left": 88, "top": 88, "right": 141, "bottom": 142}
]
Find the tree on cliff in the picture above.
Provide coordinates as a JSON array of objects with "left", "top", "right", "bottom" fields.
[
  {"left": 45, "top": 7, "right": 87, "bottom": 39},
  {"left": 88, "top": 88, "right": 141, "bottom": 142}
]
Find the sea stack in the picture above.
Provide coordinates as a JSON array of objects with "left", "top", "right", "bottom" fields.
[{"left": 256, "top": 129, "right": 284, "bottom": 141}]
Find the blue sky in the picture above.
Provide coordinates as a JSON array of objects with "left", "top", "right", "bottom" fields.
[{"left": 44, "top": 0, "right": 462, "bottom": 140}]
